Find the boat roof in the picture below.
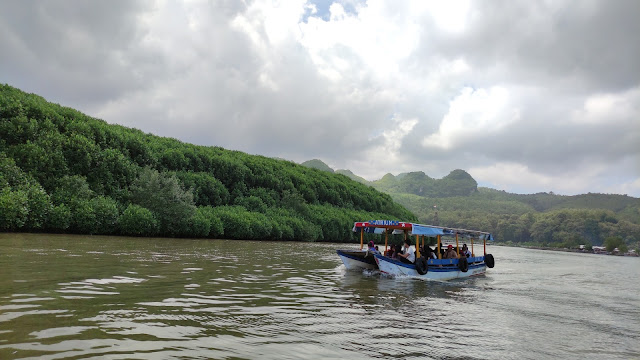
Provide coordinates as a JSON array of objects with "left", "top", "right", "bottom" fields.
[{"left": 352, "top": 220, "right": 493, "bottom": 240}]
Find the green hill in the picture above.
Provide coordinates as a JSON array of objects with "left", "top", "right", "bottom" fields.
[
  {"left": 371, "top": 169, "right": 477, "bottom": 197},
  {"left": 302, "top": 160, "right": 640, "bottom": 248},
  {"left": 335, "top": 169, "right": 368, "bottom": 184},
  {"left": 300, "top": 159, "right": 334, "bottom": 173},
  {"left": 0, "top": 84, "right": 416, "bottom": 241}
]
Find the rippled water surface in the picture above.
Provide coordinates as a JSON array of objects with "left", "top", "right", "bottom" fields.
[{"left": 1, "top": 233, "right": 639, "bottom": 359}]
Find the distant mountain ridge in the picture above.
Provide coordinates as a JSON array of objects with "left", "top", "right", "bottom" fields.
[
  {"left": 300, "top": 159, "right": 639, "bottom": 206},
  {"left": 301, "top": 159, "right": 478, "bottom": 197}
]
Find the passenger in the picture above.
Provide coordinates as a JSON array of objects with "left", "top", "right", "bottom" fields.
[
  {"left": 398, "top": 239, "right": 416, "bottom": 264},
  {"left": 367, "top": 241, "right": 380, "bottom": 254},
  {"left": 384, "top": 245, "right": 394, "bottom": 257},
  {"left": 461, "top": 244, "right": 471, "bottom": 258},
  {"left": 424, "top": 246, "right": 437, "bottom": 259},
  {"left": 392, "top": 244, "right": 403, "bottom": 260},
  {"left": 444, "top": 244, "right": 458, "bottom": 259}
]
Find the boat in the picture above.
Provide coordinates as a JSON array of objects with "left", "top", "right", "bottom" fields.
[
  {"left": 337, "top": 220, "right": 495, "bottom": 280},
  {"left": 335, "top": 249, "right": 379, "bottom": 270},
  {"left": 336, "top": 220, "right": 395, "bottom": 270}
]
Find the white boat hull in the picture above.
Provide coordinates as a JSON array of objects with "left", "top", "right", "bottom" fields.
[
  {"left": 375, "top": 254, "right": 486, "bottom": 281},
  {"left": 336, "top": 250, "right": 378, "bottom": 270}
]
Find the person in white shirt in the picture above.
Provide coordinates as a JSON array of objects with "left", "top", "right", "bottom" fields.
[{"left": 398, "top": 239, "right": 415, "bottom": 264}]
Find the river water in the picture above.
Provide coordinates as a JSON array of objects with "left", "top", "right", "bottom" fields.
[{"left": 0, "top": 233, "right": 638, "bottom": 359}]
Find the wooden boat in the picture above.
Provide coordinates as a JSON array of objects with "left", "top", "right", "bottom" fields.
[{"left": 338, "top": 220, "right": 495, "bottom": 280}]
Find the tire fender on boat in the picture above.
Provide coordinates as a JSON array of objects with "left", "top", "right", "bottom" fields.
[
  {"left": 457, "top": 256, "right": 469, "bottom": 272},
  {"left": 415, "top": 256, "right": 428, "bottom": 275},
  {"left": 485, "top": 254, "right": 495, "bottom": 268}
]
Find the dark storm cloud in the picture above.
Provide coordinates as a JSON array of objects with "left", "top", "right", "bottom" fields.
[
  {"left": 428, "top": 1, "right": 640, "bottom": 92},
  {"left": 0, "top": 1, "right": 154, "bottom": 106}
]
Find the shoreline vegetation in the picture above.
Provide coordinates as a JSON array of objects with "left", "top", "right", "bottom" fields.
[
  {"left": 0, "top": 84, "right": 415, "bottom": 242},
  {"left": 1, "top": 84, "right": 639, "bottom": 253},
  {"left": 302, "top": 161, "right": 640, "bottom": 256}
]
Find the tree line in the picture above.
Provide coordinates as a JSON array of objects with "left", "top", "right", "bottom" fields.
[
  {"left": 0, "top": 84, "right": 416, "bottom": 241},
  {"left": 392, "top": 192, "right": 640, "bottom": 250}
]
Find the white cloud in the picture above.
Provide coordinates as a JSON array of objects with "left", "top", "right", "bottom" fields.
[
  {"left": 423, "top": 86, "right": 518, "bottom": 150},
  {"left": 607, "top": 178, "right": 640, "bottom": 197},
  {"left": 299, "top": 1, "right": 420, "bottom": 85},
  {"left": 423, "top": 0, "right": 471, "bottom": 33},
  {"left": 469, "top": 162, "right": 606, "bottom": 196},
  {"left": 571, "top": 86, "right": 640, "bottom": 125}
]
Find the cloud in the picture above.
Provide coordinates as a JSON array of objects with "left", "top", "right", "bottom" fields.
[
  {"left": 0, "top": 0, "right": 638, "bottom": 196},
  {"left": 422, "top": 86, "right": 516, "bottom": 150}
]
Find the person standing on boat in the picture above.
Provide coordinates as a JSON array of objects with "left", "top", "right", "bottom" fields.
[{"left": 398, "top": 238, "right": 415, "bottom": 264}]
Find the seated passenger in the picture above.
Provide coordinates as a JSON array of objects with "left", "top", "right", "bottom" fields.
[
  {"left": 398, "top": 239, "right": 416, "bottom": 264},
  {"left": 392, "top": 244, "right": 403, "bottom": 260},
  {"left": 384, "top": 246, "right": 394, "bottom": 257},
  {"left": 424, "top": 246, "right": 437, "bottom": 259},
  {"left": 461, "top": 244, "right": 471, "bottom": 258},
  {"left": 367, "top": 241, "right": 380, "bottom": 254},
  {"left": 444, "top": 244, "right": 458, "bottom": 259}
]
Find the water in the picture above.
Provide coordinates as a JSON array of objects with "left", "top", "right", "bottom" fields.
[{"left": 1, "top": 233, "right": 639, "bottom": 359}]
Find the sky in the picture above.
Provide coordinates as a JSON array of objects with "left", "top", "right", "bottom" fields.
[{"left": 1, "top": 0, "right": 639, "bottom": 197}]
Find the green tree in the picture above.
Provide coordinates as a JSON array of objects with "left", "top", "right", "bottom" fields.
[
  {"left": 0, "top": 188, "right": 28, "bottom": 230},
  {"left": 197, "top": 206, "right": 224, "bottom": 238},
  {"left": 185, "top": 209, "right": 211, "bottom": 238},
  {"left": 130, "top": 167, "right": 196, "bottom": 236},
  {"left": 47, "top": 204, "right": 71, "bottom": 231},
  {"left": 118, "top": 204, "right": 159, "bottom": 236},
  {"left": 91, "top": 196, "right": 119, "bottom": 234},
  {"left": 71, "top": 199, "right": 97, "bottom": 234},
  {"left": 51, "top": 175, "right": 94, "bottom": 206},
  {"left": 604, "top": 236, "right": 623, "bottom": 253}
]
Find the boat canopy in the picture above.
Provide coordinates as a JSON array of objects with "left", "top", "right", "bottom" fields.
[{"left": 352, "top": 220, "right": 493, "bottom": 241}]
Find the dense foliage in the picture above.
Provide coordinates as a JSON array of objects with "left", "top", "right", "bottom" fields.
[
  {"left": 391, "top": 191, "right": 640, "bottom": 249},
  {"left": 0, "top": 84, "right": 416, "bottom": 241}
]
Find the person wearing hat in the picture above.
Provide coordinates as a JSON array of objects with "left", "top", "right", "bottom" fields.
[
  {"left": 444, "top": 244, "right": 458, "bottom": 259},
  {"left": 398, "top": 238, "right": 415, "bottom": 264},
  {"left": 367, "top": 241, "right": 380, "bottom": 254}
]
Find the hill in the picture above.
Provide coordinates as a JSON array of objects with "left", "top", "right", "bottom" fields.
[
  {"left": 371, "top": 169, "right": 477, "bottom": 197},
  {"left": 300, "top": 159, "right": 334, "bottom": 173},
  {"left": 302, "top": 160, "right": 640, "bottom": 248},
  {"left": 0, "top": 84, "right": 416, "bottom": 242},
  {"left": 335, "top": 169, "right": 368, "bottom": 184}
]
